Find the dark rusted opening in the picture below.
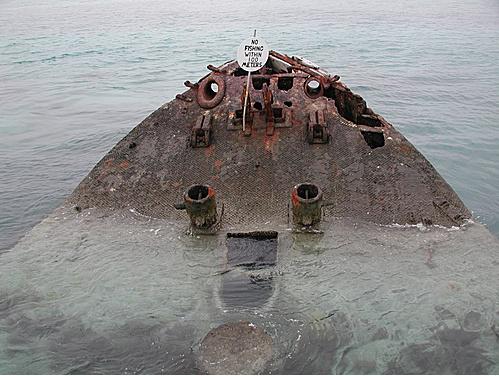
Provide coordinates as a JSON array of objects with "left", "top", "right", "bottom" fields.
[
  {"left": 297, "top": 183, "right": 319, "bottom": 200},
  {"left": 253, "top": 102, "right": 263, "bottom": 111},
  {"left": 227, "top": 231, "right": 278, "bottom": 240},
  {"left": 313, "top": 124, "right": 323, "bottom": 139},
  {"left": 235, "top": 109, "right": 243, "bottom": 119},
  {"left": 226, "top": 231, "right": 278, "bottom": 268},
  {"left": 234, "top": 67, "right": 247, "bottom": 76},
  {"left": 324, "top": 86, "right": 383, "bottom": 128},
  {"left": 203, "top": 80, "right": 218, "bottom": 100},
  {"left": 284, "top": 101, "right": 292, "bottom": 107},
  {"left": 187, "top": 184, "right": 209, "bottom": 201},
  {"left": 324, "top": 86, "right": 335, "bottom": 99},
  {"left": 305, "top": 79, "right": 321, "bottom": 97},
  {"left": 361, "top": 131, "right": 385, "bottom": 149},
  {"left": 273, "top": 108, "right": 283, "bottom": 119},
  {"left": 358, "top": 114, "right": 382, "bottom": 127},
  {"left": 195, "top": 128, "right": 205, "bottom": 139},
  {"left": 277, "top": 77, "right": 293, "bottom": 91},
  {"left": 252, "top": 77, "right": 270, "bottom": 90}
]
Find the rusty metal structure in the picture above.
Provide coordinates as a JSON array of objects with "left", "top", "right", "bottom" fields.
[{"left": 69, "top": 51, "right": 470, "bottom": 230}]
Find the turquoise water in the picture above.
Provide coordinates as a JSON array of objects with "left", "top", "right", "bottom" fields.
[
  {"left": 1, "top": 209, "right": 499, "bottom": 373},
  {"left": 1, "top": 0, "right": 499, "bottom": 249}
]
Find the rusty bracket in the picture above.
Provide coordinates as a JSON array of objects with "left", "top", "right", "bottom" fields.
[
  {"left": 207, "top": 64, "right": 222, "bottom": 73},
  {"left": 263, "top": 83, "right": 274, "bottom": 136},
  {"left": 307, "top": 110, "right": 329, "bottom": 144},
  {"left": 191, "top": 114, "right": 212, "bottom": 148},
  {"left": 274, "top": 106, "right": 293, "bottom": 128},
  {"left": 227, "top": 109, "right": 253, "bottom": 131},
  {"left": 184, "top": 80, "right": 198, "bottom": 89}
]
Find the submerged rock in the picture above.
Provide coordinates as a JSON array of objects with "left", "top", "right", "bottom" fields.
[{"left": 198, "top": 321, "right": 272, "bottom": 374}]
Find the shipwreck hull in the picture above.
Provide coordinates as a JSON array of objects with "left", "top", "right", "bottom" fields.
[
  {"left": 3, "top": 51, "right": 494, "bottom": 374},
  {"left": 69, "top": 51, "right": 470, "bottom": 229}
]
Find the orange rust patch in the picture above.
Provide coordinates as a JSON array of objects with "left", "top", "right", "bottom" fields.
[
  {"left": 264, "top": 132, "right": 279, "bottom": 152},
  {"left": 291, "top": 190, "right": 300, "bottom": 206},
  {"left": 119, "top": 160, "right": 130, "bottom": 169},
  {"left": 399, "top": 144, "right": 413, "bottom": 155},
  {"left": 204, "top": 145, "right": 215, "bottom": 157},
  {"left": 214, "top": 159, "right": 223, "bottom": 174}
]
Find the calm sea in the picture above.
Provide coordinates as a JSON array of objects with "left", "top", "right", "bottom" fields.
[{"left": 1, "top": 0, "right": 499, "bottom": 249}]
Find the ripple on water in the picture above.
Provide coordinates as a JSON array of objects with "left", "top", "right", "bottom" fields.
[
  {"left": 1, "top": 210, "right": 499, "bottom": 373},
  {"left": 1, "top": 0, "right": 499, "bottom": 250}
]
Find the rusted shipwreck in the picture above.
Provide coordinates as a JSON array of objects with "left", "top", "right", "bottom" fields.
[
  {"left": 69, "top": 50, "right": 470, "bottom": 230},
  {"left": 7, "top": 51, "right": 499, "bottom": 375}
]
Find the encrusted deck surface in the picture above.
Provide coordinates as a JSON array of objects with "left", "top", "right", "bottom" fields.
[{"left": 69, "top": 52, "right": 470, "bottom": 228}]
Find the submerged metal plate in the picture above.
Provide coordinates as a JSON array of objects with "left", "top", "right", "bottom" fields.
[
  {"left": 226, "top": 231, "right": 278, "bottom": 268},
  {"left": 222, "top": 231, "right": 278, "bottom": 309}
]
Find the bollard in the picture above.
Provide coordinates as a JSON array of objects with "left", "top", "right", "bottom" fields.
[
  {"left": 291, "top": 183, "right": 323, "bottom": 226},
  {"left": 184, "top": 184, "right": 217, "bottom": 228}
]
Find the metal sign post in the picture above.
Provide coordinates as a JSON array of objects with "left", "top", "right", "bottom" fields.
[{"left": 236, "top": 31, "right": 269, "bottom": 132}]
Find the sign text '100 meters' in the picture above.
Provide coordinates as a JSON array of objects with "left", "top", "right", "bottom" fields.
[{"left": 237, "top": 37, "right": 269, "bottom": 73}]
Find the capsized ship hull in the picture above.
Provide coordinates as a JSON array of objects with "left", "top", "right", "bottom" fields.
[{"left": 69, "top": 51, "right": 470, "bottom": 229}]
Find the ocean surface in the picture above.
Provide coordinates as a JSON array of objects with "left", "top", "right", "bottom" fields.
[
  {"left": 0, "top": 0, "right": 498, "bottom": 247},
  {"left": 1, "top": 209, "right": 499, "bottom": 373},
  {"left": 1, "top": 1, "right": 499, "bottom": 373}
]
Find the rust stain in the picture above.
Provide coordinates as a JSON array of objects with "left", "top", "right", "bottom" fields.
[
  {"left": 399, "top": 144, "right": 413, "bottom": 155},
  {"left": 204, "top": 145, "right": 215, "bottom": 157},
  {"left": 291, "top": 190, "right": 300, "bottom": 207},
  {"left": 119, "top": 160, "right": 130, "bottom": 169},
  {"left": 264, "top": 132, "right": 279, "bottom": 152},
  {"left": 214, "top": 159, "right": 223, "bottom": 174}
]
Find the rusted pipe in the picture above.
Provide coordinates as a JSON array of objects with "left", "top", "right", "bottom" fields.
[
  {"left": 291, "top": 183, "right": 323, "bottom": 226},
  {"left": 269, "top": 50, "right": 323, "bottom": 78},
  {"left": 184, "top": 184, "right": 218, "bottom": 228}
]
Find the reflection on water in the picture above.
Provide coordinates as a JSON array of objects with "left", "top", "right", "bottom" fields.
[{"left": 1, "top": 208, "right": 499, "bottom": 374}]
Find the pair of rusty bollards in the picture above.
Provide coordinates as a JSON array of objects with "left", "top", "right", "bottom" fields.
[{"left": 180, "top": 183, "right": 323, "bottom": 229}]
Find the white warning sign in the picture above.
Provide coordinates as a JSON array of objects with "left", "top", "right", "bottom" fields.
[{"left": 237, "top": 37, "right": 269, "bottom": 72}]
